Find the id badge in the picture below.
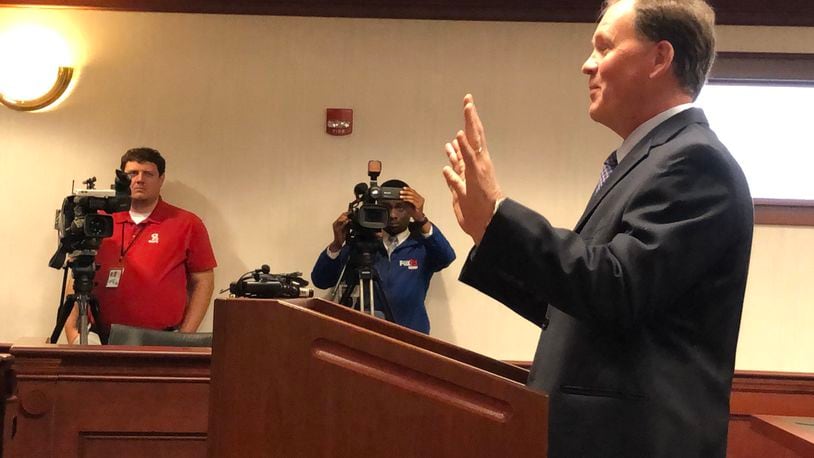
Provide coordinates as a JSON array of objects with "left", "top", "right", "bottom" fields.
[{"left": 106, "top": 267, "right": 124, "bottom": 288}]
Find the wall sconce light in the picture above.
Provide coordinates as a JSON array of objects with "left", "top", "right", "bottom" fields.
[
  {"left": 0, "top": 25, "right": 76, "bottom": 112},
  {"left": 0, "top": 66, "right": 73, "bottom": 111}
]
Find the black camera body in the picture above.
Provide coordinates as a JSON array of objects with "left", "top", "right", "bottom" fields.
[
  {"left": 49, "top": 171, "right": 132, "bottom": 269},
  {"left": 347, "top": 160, "right": 402, "bottom": 236},
  {"left": 350, "top": 184, "right": 402, "bottom": 230},
  {"left": 229, "top": 265, "right": 313, "bottom": 299},
  {"left": 340, "top": 161, "right": 402, "bottom": 276}
]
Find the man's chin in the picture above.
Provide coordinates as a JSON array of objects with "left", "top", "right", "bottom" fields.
[
  {"left": 587, "top": 106, "right": 606, "bottom": 124},
  {"left": 130, "top": 195, "right": 157, "bottom": 205}
]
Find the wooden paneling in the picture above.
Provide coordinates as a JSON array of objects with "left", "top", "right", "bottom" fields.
[
  {"left": 730, "top": 371, "right": 814, "bottom": 416},
  {"left": 711, "top": 53, "right": 814, "bottom": 84},
  {"left": 750, "top": 415, "right": 814, "bottom": 457},
  {"left": 78, "top": 433, "right": 208, "bottom": 458},
  {"left": 1, "top": 353, "right": 14, "bottom": 458},
  {"left": 754, "top": 200, "right": 814, "bottom": 227},
  {"left": 1, "top": 0, "right": 814, "bottom": 27},
  {"left": 728, "top": 371, "right": 814, "bottom": 457},
  {"left": 4, "top": 344, "right": 209, "bottom": 458},
  {"left": 3, "top": 343, "right": 814, "bottom": 457}
]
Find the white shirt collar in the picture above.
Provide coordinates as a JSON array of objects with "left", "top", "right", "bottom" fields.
[
  {"left": 385, "top": 228, "right": 410, "bottom": 249},
  {"left": 616, "top": 103, "right": 695, "bottom": 162},
  {"left": 129, "top": 209, "right": 152, "bottom": 225}
]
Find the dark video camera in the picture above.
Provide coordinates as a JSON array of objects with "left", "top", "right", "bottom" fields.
[
  {"left": 347, "top": 160, "right": 402, "bottom": 231},
  {"left": 229, "top": 265, "right": 314, "bottom": 299},
  {"left": 48, "top": 170, "right": 131, "bottom": 269}
]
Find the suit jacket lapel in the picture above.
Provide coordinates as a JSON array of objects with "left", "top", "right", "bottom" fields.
[{"left": 574, "top": 108, "right": 709, "bottom": 232}]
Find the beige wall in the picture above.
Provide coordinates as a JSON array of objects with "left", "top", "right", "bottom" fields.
[{"left": 0, "top": 7, "right": 811, "bottom": 371}]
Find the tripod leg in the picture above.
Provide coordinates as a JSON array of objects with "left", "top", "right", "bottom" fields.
[
  {"left": 49, "top": 295, "right": 76, "bottom": 344},
  {"left": 368, "top": 278, "right": 375, "bottom": 317},
  {"left": 370, "top": 276, "right": 394, "bottom": 322},
  {"left": 88, "top": 297, "right": 108, "bottom": 344},
  {"left": 337, "top": 279, "right": 355, "bottom": 308},
  {"left": 329, "top": 263, "right": 350, "bottom": 302},
  {"left": 76, "top": 294, "right": 91, "bottom": 345},
  {"left": 359, "top": 277, "right": 369, "bottom": 314}
]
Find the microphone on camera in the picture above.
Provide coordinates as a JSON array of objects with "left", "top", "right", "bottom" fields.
[
  {"left": 353, "top": 182, "right": 368, "bottom": 201},
  {"left": 252, "top": 264, "right": 271, "bottom": 281}
]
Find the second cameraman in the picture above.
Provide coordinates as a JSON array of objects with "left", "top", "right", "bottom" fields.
[{"left": 311, "top": 180, "right": 456, "bottom": 334}]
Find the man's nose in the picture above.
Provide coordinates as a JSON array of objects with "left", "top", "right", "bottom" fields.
[{"left": 582, "top": 54, "right": 597, "bottom": 74}]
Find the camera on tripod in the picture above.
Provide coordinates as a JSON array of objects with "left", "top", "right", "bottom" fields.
[
  {"left": 47, "top": 170, "right": 131, "bottom": 345},
  {"left": 48, "top": 170, "right": 132, "bottom": 269},
  {"left": 328, "top": 160, "right": 397, "bottom": 322},
  {"left": 229, "top": 265, "right": 314, "bottom": 299}
]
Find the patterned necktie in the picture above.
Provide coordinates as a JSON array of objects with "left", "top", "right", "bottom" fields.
[
  {"left": 593, "top": 151, "right": 618, "bottom": 195},
  {"left": 387, "top": 235, "right": 399, "bottom": 257}
]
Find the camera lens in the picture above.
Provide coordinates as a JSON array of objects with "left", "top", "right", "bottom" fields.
[{"left": 84, "top": 214, "right": 114, "bottom": 238}]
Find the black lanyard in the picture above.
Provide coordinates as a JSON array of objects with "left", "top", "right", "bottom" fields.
[{"left": 119, "top": 222, "right": 147, "bottom": 262}]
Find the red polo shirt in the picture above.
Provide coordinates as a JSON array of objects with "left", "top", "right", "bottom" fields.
[{"left": 92, "top": 199, "right": 217, "bottom": 331}]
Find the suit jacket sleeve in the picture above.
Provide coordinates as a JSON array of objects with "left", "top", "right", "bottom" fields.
[{"left": 460, "top": 141, "right": 753, "bottom": 332}]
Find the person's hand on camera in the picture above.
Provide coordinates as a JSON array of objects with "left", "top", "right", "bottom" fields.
[
  {"left": 400, "top": 187, "right": 426, "bottom": 222},
  {"left": 330, "top": 211, "right": 351, "bottom": 252}
]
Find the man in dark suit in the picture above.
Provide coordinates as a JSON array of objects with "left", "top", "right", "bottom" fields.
[{"left": 441, "top": 0, "right": 753, "bottom": 456}]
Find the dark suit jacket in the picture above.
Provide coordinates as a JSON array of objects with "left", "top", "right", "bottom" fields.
[{"left": 460, "top": 108, "right": 753, "bottom": 458}]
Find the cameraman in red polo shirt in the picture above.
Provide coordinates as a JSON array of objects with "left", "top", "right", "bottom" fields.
[{"left": 64, "top": 147, "right": 217, "bottom": 344}]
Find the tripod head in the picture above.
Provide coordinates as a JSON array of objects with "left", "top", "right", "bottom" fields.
[
  {"left": 67, "top": 250, "right": 99, "bottom": 296},
  {"left": 333, "top": 232, "right": 394, "bottom": 322},
  {"left": 48, "top": 249, "right": 103, "bottom": 345},
  {"left": 345, "top": 231, "right": 382, "bottom": 271}
]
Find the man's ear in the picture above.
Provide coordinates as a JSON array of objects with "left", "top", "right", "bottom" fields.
[{"left": 650, "top": 40, "right": 675, "bottom": 79}]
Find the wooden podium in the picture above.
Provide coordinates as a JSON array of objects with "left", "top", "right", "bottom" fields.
[{"left": 207, "top": 297, "right": 549, "bottom": 457}]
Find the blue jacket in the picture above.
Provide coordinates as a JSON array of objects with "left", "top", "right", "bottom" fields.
[{"left": 311, "top": 224, "right": 456, "bottom": 333}]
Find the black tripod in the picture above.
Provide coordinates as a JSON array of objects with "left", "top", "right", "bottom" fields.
[
  {"left": 50, "top": 251, "right": 101, "bottom": 344},
  {"left": 331, "top": 236, "right": 394, "bottom": 322}
]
